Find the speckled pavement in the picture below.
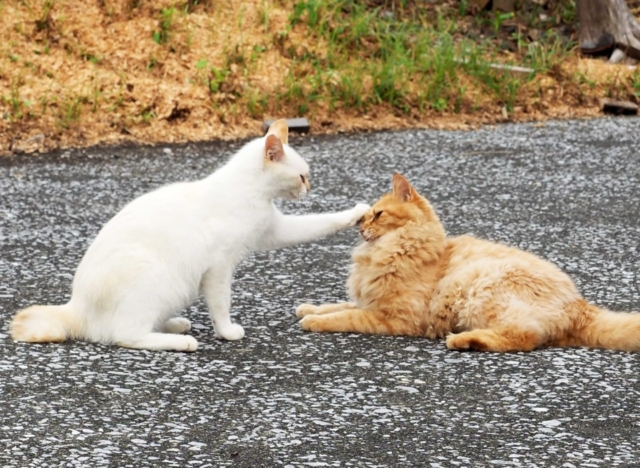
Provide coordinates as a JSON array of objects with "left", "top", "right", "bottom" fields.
[{"left": 1, "top": 119, "right": 640, "bottom": 467}]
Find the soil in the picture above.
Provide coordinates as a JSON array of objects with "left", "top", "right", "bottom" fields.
[{"left": 1, "top": 0, "right": 639, "bottom": 156}]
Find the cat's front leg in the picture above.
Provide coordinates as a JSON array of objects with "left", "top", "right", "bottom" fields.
[
  {"left": 260, "top": 203, "right": 371, "bottom": 250},
  {"left": 201, "top": 268, "right": 245, "bottom": 341},
  {"left": 296, "top": 302, "right": 356, "bottom": 318},
  {"left": 300, "top": 308, "right": 420, "bottom": 336}
]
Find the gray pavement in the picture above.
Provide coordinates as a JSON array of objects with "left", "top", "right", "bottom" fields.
[{"left": 1, "top": 119, "right": 640, "bottom": 467}]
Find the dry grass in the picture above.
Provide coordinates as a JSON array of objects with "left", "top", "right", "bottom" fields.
[{"left": 1, "top": 0, "right": 639, "bottom": 155}]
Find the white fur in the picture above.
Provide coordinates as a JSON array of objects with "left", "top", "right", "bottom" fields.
[{"left": 11, "top": 134, "right": 369, "bottom": 351}]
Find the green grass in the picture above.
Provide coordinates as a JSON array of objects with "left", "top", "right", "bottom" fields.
[
  {"left": 282, "top": 0, "right": 542, "bottom": 115},
  {"left": 153, "top": 7, "right": 177, "bottom": 45},
  {"left": 2, "top": 0, "right": 616, "bottom": 153}
]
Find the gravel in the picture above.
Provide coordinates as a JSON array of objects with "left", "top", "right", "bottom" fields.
[{"left": 1, "top": 118, "right": 639, "bottom": 467}]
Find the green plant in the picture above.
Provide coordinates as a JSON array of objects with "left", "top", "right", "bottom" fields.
[
  {"left": 196, "top": 58, "right": 208, "bottom": 70},
  {"left": 2, "top": 77, "right": 32, "bottom": 121},
  {"left": 559, "top": 0, "right": 577, "bottom": 24},
  {"left": 631, "top": 70, "right": 640, "bottom": 97},
  {"left": 457, "top": 0, "right": 468, "bottom": 17},
  {"left": 58, "top": 96, "right": 82, "bottom": 128},
  {"left": 140, "top": 108, "right": 156, "bottom": 123},
  {"left": 183, "top": 0, "right": 201, "bottom": 14},
  {"left": 246, "top": 89, "right": 267, "bottom": 118},
  {"left": 258, "top": 0, "right": 271, "bottom": 31},
  {"left": 153, "top": 7, "right": 176, "bottom": 45},
  {"left": 489, "top": 11, "right": 514, "bottom": 36},
  {"left": 90, "top": 80, "right": 102, "bottom": 113},
  {"left": 21, "top": 0, "right": 55, "bottom": 32},
  {"left": 81, "top": 52, "right": 100, "bottom": 64},
  {"left": 208, "top": 67, "right": 228, "bottom": 93}
]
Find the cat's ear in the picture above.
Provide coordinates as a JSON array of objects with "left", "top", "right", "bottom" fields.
[
  {"left": 265, "top": 134, "right": 285, "bottom": 162},
  {"left": 392, "top": 173, "right": 414, "bottom": 202},
  {"left": 266, "top": 119, "right": 289, "bottom": 146}
]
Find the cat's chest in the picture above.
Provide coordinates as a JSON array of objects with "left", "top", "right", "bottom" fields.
[{"left": 204, "top": 206, "right": 271, "bottom": 249}]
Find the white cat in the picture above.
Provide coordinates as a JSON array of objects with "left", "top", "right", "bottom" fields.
[{"left": 10, "top": 120, "right": 369, "bottom": 352}]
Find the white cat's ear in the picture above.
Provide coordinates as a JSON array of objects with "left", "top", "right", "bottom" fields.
[
  {"left": 392, "top": 173, "right": 414, "bottom": 202},
  {"left": 265, "top": 134, "right": 285, "bottom": 162},
  {"left": 266, "top": 119, "right": 289, "bottom": 146}
]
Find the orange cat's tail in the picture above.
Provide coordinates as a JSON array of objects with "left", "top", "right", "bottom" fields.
[{"left": 567, "top": 301, "right": 640, "bottom": 351}]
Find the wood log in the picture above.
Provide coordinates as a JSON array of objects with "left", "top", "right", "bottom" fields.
[{"left": 578, "top": 0, "right": 640, "bottom": 60}]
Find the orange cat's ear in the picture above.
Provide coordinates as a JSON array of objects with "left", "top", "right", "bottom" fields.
[
  {"left": 266, "top": 119, "right": 289, "bottom": 146},
  {"left": 392, "top": 173, "right": 414, "bottom": 202},
  {"left": 265, "top": 134, "right": 285, "bottom": 162}
]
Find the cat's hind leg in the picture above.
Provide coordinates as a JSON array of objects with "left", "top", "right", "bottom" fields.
[
  {"left": 163, "top": 317, "right": 192, "bottom": 334},
  {"left": 296, "top": 302, "right": 356, "bottom": 318},
  {"left": 300, "top": 308, "right": 419, "bottom": 336},
  {"left": 117, "top": 332, "right": 198, "bottom": 352},
  {"left": 446, "top": 327, "right": 541, "bottom": 352}
]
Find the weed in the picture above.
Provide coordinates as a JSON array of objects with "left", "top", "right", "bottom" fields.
[
  {"left": 183, "top": 0, "right": 202, "bottom": 14},
  {"left": 138, "top": 108, "right": 156, "bottom": 123},
  {"left": 574, "top": 71, "right": 596, "bottom": 89},
  {"left": 457, "top": 0, "right": 468, "bottom": 17},
  {"left": 525, "top": 32, "right": 574, "bottom": 73},
  {"left": 91, "top": 80, "right": 102, "bottom": 113},
  {"left": 208, "top": 67, "right": 228, "bottom": 93},
  {"left": 258, "top": 0, "right": 271, "bottom": 31},
  {"left": 21, "top": 0, "right": 56, "bottom": 33},
  {"left": 631, "top": 70, "right": 640, "bottom": 97},
  {"left": 58, "top": 96, "right": 82, "bottom": 128},
  {"left": 81, "top": 53, "right": 100, "bottom": 64},
  {"left": 196, "top": 58, "right": 208, "bottom": 70},
  {"left": 489, "top": 12, "right": 514, "bottom": 36},
  {"left": 8, "top": 83, "right": 23, "bottom": 119},
  {"left": 246, "top": 89, "right": 267, "bottom": 118},
  {"left": 153, "top": 7, "right": 176, "bottom": 45},
  {"left": 559, "top": 0, "right": 577, "bottom": 24}
]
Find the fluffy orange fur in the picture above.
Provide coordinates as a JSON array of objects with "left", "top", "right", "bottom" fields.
[{"left": 297, "top": 174, "right": 640, "bottom": 352}]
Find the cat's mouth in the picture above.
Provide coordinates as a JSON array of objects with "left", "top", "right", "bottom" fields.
[
  {"left": 360, "top": 229, "right": 378, "bottom": 242},
  {"left": 293, "top": 186, "right": 308, "bottom": 200}
]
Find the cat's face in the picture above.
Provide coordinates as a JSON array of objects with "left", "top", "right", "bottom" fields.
[
  {"left": 264, "top": 120, "right": 311, "bottom": 200},
  {"left": 359, "top": 174, "right": 433, "bottom": 242}
]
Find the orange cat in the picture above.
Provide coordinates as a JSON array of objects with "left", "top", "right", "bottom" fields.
[{"left": 297, "top": 173, "right": 640, "bottom": 352}]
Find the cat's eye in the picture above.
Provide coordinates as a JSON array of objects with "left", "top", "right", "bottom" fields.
[
  {"left": 372, "top": 211, "right": 383, "bottom": 221},
  {"left": 300, "top": 175, "right": 306, "bottom": 183}
]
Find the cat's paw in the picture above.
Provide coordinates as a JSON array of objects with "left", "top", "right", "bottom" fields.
[
  {"left": 348, "top": 203, "right": 371, "bottom": 226},
  {"left": 299, "top": 315, "right": 324, "bottom": 332},
  {"left": 296, "top": 303, "right": 319, "bottom": 318},
  {"left": 446, "top": 334, "right": 467, "bottom": 350},
  {"left": 182, "top": 335, "right": 199, "bottom": 352},
  {"left": 164, "top": 317, "right": 192, "bottom": 334},
  {"left": 216, "top": 323, "right": 245, "bottom": 341}
]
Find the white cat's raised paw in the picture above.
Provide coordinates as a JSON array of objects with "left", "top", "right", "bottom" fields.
[
  {"left": 349, "top": 203, "right": 371, "bottom": 226},
  {"left": 216, "top": 323, "right": 245, "bottom": 341}
]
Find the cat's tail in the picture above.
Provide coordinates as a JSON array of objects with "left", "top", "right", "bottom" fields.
[
  {"left": 565, "top": 300, "right": 640, "bottom": 351},
  {"left": 10, "top": 304, "right": 80, "bottom": 343}
]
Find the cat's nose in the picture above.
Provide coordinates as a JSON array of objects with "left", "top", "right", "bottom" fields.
[{"left": 305, "top": 180, "right": 311, "bottom": 191}]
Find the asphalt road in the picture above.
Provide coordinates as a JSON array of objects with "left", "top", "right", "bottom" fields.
[{"left": 1, "top": 119, "right": 639, "bottom": 467}]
